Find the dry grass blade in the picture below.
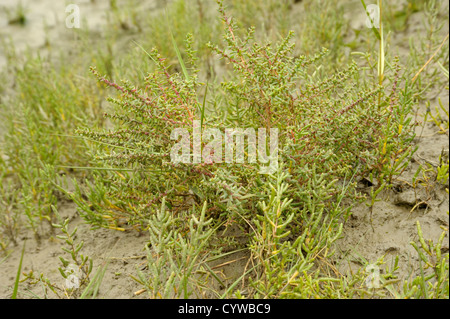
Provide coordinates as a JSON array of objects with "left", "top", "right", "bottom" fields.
[{"left": 412, "top": 33, "right": 449, "bottom": 83}]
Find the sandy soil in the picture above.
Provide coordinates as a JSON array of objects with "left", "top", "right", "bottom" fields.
[
  {"left": 0, "top": 0, "right": 448, "bottom": 298},
  {"left": 335, "top": 92, "right": 449, "bottom": 280},
  {"left": 335, "top": 3, "right": 449, "bottom": 283}
]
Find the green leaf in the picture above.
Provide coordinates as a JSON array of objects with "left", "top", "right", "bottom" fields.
[
  {"left": 200, "top": 81, "right": 208, "bottom": 128},
  {"left": 80, "top": 260, "right": 109, "bottom": 299},
  {"left": 58, "top": 267, "right": 68, "bottom": 279},
  {"left": 166, "top": 11, "right": 189, "bottom": 81},
  {"left": 75, "top": 241, "right": 84, "bottom": 253},
  {"left": 59, "top": 256, "right": 70, "bottom": 268},
  {"left": 11, "top": 241, "right": 26, "bottom": 299}
]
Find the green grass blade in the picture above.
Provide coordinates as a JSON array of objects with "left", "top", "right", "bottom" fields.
[
  {"left": 220, "top": 264, "right": 256, "bottom": 299},
  {"left": 79, "top": 260, "right": 109, "bottom": 299},
  {"left": 11, "top": 241, "right": 26, "bottom": 299},
  {"left": 132, "top": 40, "right": 158, "bottom": 65},
  {"left": 0, "top": 251, "right": 12, "bottom": 266},
  {"left": 377, "top": 0, "right": 384, "bottom": 84},
  {"left": 437, "top": 61, "right": 449, "bottom": 79},
  {"left": 202, "top": 262, "right": 225, "bottom": 292},
  {"left": 418, "top": 255, "right": 428, "bottom": 299},
  {"left": 165, "top": 10, "right": 189, "bottom": 81},
  {"left": 170, "top": 32, "right": 189, "bottom": 81},
  {"left": 200, "top": 81, "right": 208, "bottom": 128}
]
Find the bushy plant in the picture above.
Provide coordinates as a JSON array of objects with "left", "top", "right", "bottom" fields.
[
  {"left": 66, "top": 0, "right": 420, "bottom": 298},
  {"left": 74, "top": 0, "right": 415, "bottom": 229}
]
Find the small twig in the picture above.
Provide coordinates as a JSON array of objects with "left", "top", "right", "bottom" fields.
[
  {"left": 210, "top": 256, "right": 247, "bottom": 270},
  {"left": 134, "top": 288, "right": 146, "bottom": 296},
  {"left": 411, "top": 33, "right": 449, "bottom": 83},
  {"left": 415, "top": 154, "right": 440, "bottom": 167},
  {"left": 409, "top": 200, "right": 430, "bottom": 215},
  {"left": 109, "top": 255, "right": 146, "bottom": 261}
]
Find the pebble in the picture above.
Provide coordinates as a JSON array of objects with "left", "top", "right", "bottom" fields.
[{"left": 394, "top": 189, "right": 417, "bottom": 207}]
